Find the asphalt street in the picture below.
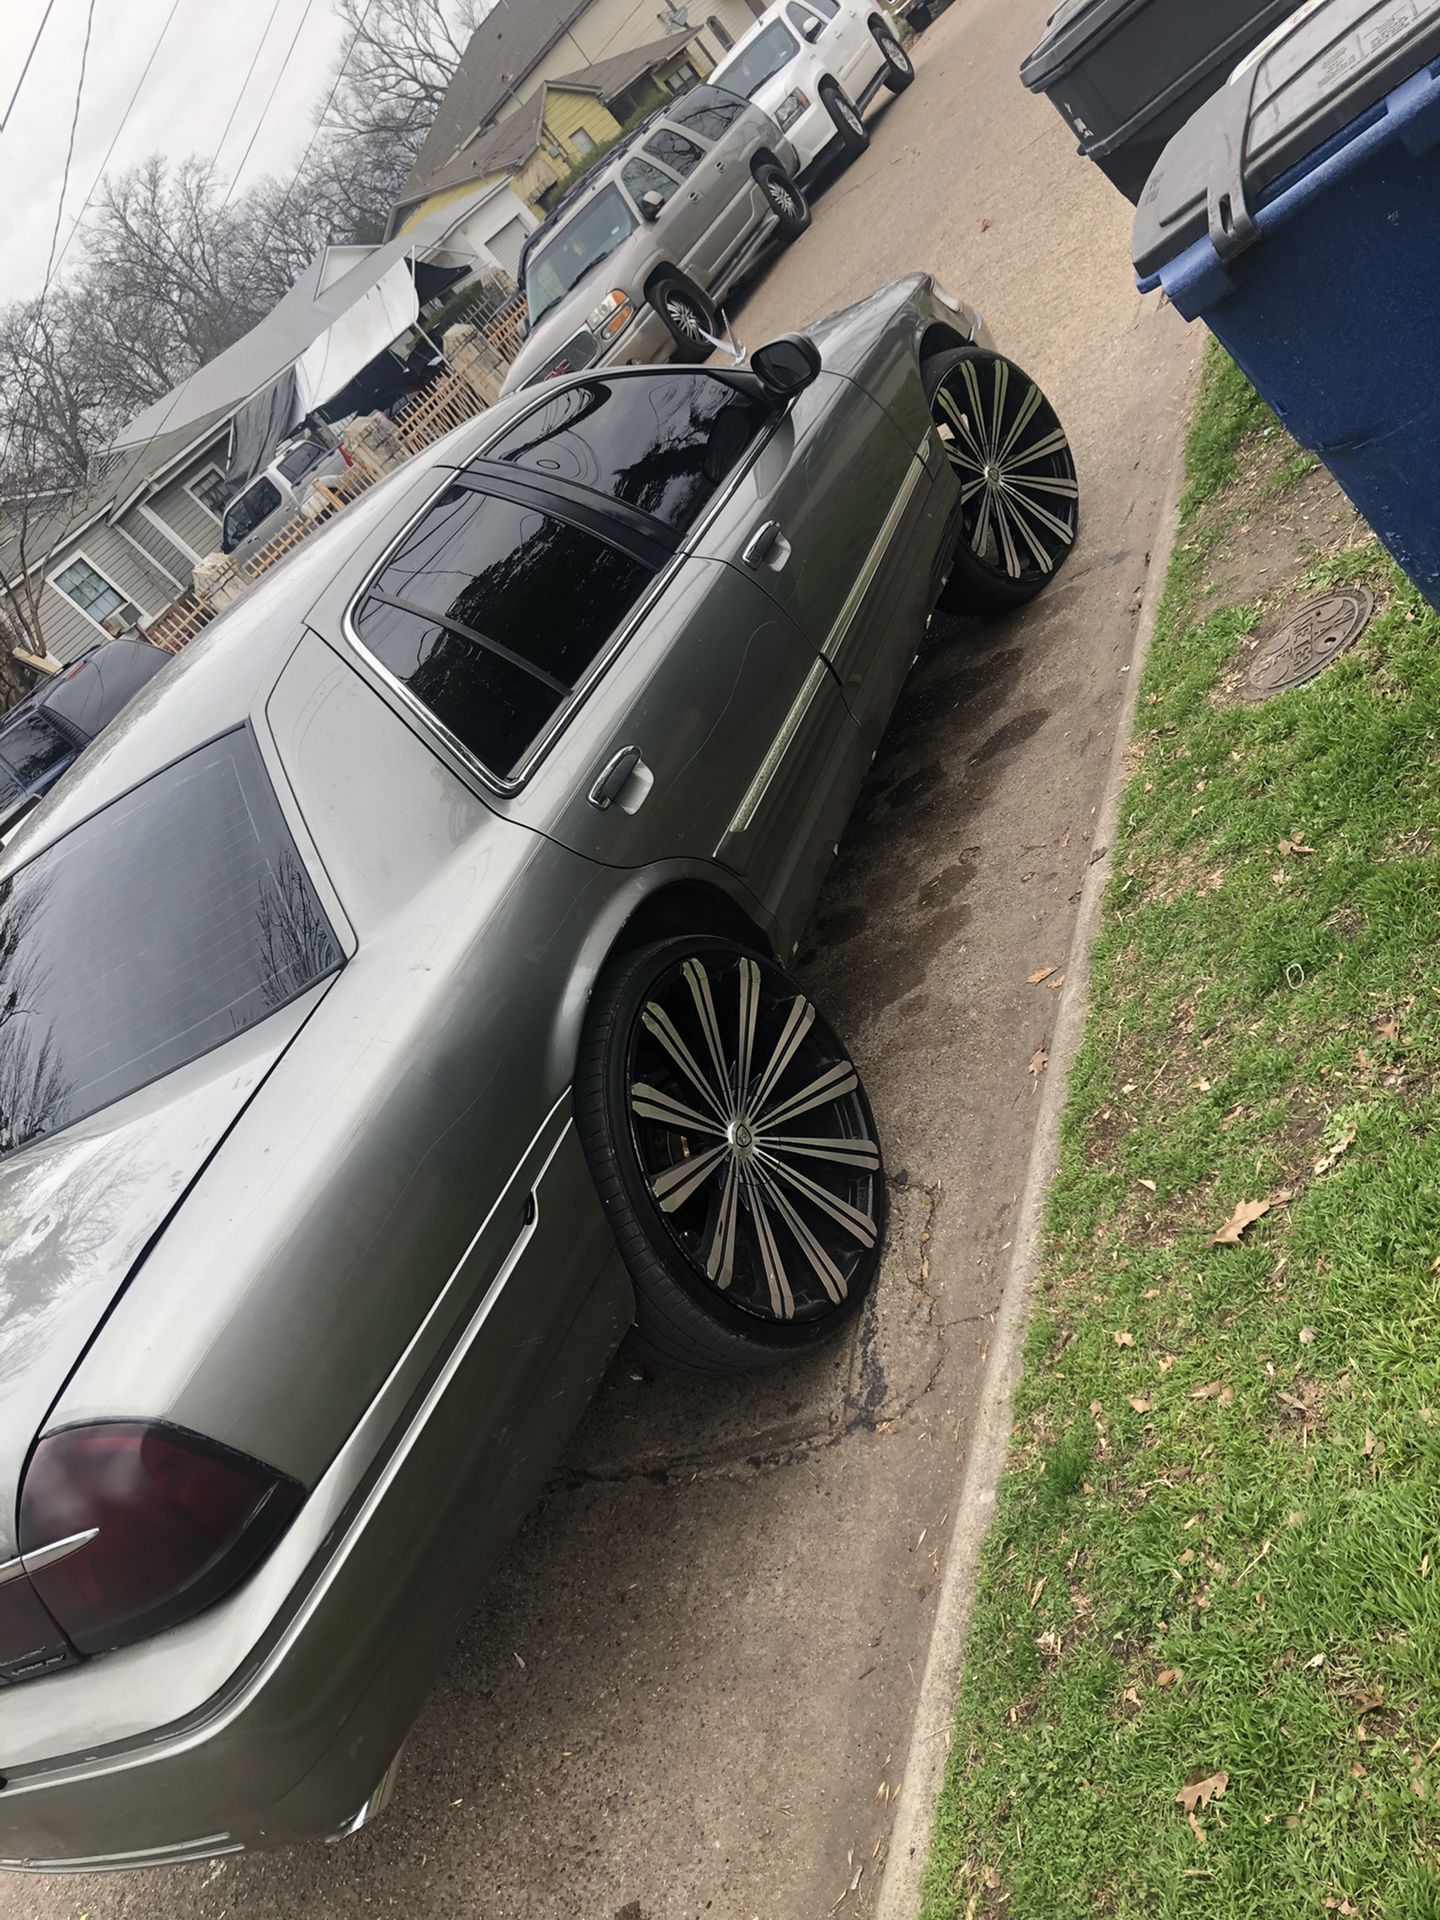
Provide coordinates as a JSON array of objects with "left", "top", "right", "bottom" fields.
[{"left": 5, "top": 6, "right": 1197, "bottom": 1916}]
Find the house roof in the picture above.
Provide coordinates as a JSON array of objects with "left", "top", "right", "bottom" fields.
[{"left": 550, "top": 30, "right": 698, "bottom": 100}]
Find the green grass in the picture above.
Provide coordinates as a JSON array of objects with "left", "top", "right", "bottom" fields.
[{"left": 920, "top": 364, "right": 1440, "bottom": 1920}]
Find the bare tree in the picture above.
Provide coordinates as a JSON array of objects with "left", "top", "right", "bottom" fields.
[{"left": 324, "top": 0, "right": 489, "bottom": 153}]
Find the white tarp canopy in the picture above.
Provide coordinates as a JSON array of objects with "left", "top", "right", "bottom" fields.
[{"left": 293, "top": 257, "right": 421, "bottom": 416}]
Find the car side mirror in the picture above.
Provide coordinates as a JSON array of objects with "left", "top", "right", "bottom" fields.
[
  {"left": 640, "top": 190, "right": 665, "bottom": 221},
  {"left": 798, "top": 14, "right": 824, "bottom": 40},
  {"left": 750, "top": 333, "right": 822, "bottom": 400}
]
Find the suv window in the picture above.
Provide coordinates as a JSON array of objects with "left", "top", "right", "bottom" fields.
[
  {"left": 0, "top": 711, "right": 71, "bottom": 785},
  {"left": 787, "top": 1, "right": 828, "bottom": 34},
  {"left": 525, "top": 185, "right": 638, "bottom": 325},
  {"left": 643, "top": 129, "right": 705, "bottom": 177},
  {"left": 353, "top": 489, "right": 653, "bottom": 781},
  {"left": 223, "top": 476, "right": 282, "bottom": 549},
  {"left": 0, "top": 729, "right": 342, "bottom": 1160},
  {"left": 486, "top": 373, "right": 769, "bottom": 535},
  {"left": 622, "top": 156, "right": 678, "bottom": 213},
  {"left": 714, "top": 20, "right": 800, "bottom": 97},
  {"left": 670, "top": 86, "right": 750, "bottom": 142}
]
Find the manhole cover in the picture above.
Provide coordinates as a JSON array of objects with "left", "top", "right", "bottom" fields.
[{"left": 1242, "top": 586, "right": 1374, "bottom": 702}]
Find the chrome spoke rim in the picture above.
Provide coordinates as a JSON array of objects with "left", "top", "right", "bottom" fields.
[
  {"left": 931, "top": 354, "right": 1077, "bottom": 582},
  {"left": 628, "top": 953, "right": 881, "bottom": 1324}
]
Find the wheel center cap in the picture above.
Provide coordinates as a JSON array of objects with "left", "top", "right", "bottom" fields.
[{"left": 729, "top": 1120, "right": 755, "bottom": 1155}]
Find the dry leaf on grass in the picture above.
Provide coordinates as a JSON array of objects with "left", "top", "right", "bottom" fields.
[
  {"left": 1128, "top": 1397, "right": 1152, "bottom": 1413},
  {"left": 1188, "top": 1381, "right": 1233, "bottom": 1406},
  {"left": 1209, "top": 1191, "right": 1292, "bottom": 1245},
  {"left": 1138, "top": 1177, "right": 1157, "bottom": 1193},
  {"left": 1313, "top": 1124, "right": 1357, "bottom": 1176},
  {"left": 1027, "top": 965, "right": 1058, "bottom": 985},
  {"left": 1113, "top": 1330, "right": 1135, "bottom": 1348},
  {"left": 1278, "top": 834, "right": 1315, "bottom": 856},
  {"left": 1299, "top": 1325, "right": 1317, "bottom": 1345},
  {"left": 1176, "top": 1770, "right": 1228, "bottom": 1814},
  {"left": 1373, "top": 1014, "right": 1401, "bottom": 1039},
  {"left": 1156, "top": 1668, "right": 1181, "bottom": 1687}
]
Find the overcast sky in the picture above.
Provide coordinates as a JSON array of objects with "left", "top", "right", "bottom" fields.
[{"left": 0, "top": 0, "right": 352, "bottom": 306}]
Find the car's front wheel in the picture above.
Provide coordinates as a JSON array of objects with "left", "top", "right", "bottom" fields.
[
  {"left": 754, "top": 159, "right": 811, "bottom": 241},
  {"left": 873, "top": 22, "right": 915, "bottom": 91},
  {"left": 651, "top": 275, "right": 716, "bottom": 361},
  {"left": 821, "top": 81, "right": 870, "bottom": 158},
  {"left": 924, "top": 345, "right": 1080, "bottom": 615},
  {"left": 577, "top": 936, "right": 886, "bottom": 1372}
]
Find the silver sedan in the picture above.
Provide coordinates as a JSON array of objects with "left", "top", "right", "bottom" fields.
[{"left": 0, "top": 275, "right": 1079, "bottom": 1869}]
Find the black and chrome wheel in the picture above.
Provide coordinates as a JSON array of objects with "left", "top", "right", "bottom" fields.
[
  {"left": 925, "top": 345, "right": 1080, "bottom": 615},
  {"left": 872, "top": 22, "right": 915, "bottom": 91},
  {"left": 754, "top": 159, "right": 811, "bottom": 241},
  {"left": 822, "top": 82, "right": 870, "bottom": 157},
  {"left": 577, "top": 936, "right": 886, "bottom": 1372},
  {"left": 651, "top": 276, "right": 716, "bottom": 362}
]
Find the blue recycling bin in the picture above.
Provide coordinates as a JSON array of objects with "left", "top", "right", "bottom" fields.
[{"left": 1132, "top": 0, "right": 1440, "bottom": 606}]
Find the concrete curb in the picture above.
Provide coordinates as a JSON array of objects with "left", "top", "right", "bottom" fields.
[{"left": 873, "top": 418, "right": 1193, "bottom": 1920}]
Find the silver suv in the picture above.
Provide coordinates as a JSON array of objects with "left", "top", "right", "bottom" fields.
[{"left": 503, "top": 87, "right": 808, "bottom": 393}]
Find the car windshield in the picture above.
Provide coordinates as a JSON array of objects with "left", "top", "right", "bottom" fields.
[
  {"left": 0, "top": 729, "right": 342, "bottom": 1160},
  {"left": 712, "top": 20, "right": 800, "bottom": 98},
  {"left": 0, "top": 711, "right": 70, "bottom": 786},
  {"left": 524, "top": 186, "right": 638, "bottom": 325}
]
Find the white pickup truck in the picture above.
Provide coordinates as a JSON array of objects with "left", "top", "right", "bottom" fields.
[{"left": 709, "top": 0, "right": 914, "bottom": 177}]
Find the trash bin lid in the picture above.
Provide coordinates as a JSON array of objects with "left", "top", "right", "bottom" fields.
[
  {"left": 1021, "top": 0, "right": 1158, "bottom": 93},
  {"left": 1133, "top": 0, "right": 1440, "bottom": 278}
]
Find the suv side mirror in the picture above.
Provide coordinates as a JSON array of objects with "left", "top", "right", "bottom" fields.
[
  {"left": 798, "top": 13, "right": 824, "bottom": 40},
  {"left": 640, "top": 189, "right": 665, "bottom": 222},
  {"left": 750, "top": 333, "right": 822, "bottom": 400}
]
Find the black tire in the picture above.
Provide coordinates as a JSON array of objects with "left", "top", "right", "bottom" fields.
[
  {"left": 872, "top": 21, "right": 915, "bottom": 91},
  {"left": 923, "top": 345, "right": 1080, "bottom": 616},
  {"left": 650, "top": 275, "right": 716, "bottom": 361},
  {"left": 753, "top": 159, "right": 811, "bottom": 241},
  {"left": 577, "top": 935, "right": 887, "bottom": 1373},
  {"left": 821, "top": 81, "right": 870, "bottom": 157}
]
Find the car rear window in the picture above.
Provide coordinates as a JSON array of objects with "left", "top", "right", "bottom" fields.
[
  {"left": 0, "top": 730, "right": 342, "bottom": 1160},
  {"left": 353, "top": 487, "right": 653, "bottom": 782},
  {"left": 277, "top": 441, "right": 326, "bottom": 483},
  {"left": 669, "top": 86, "right": 751, "bottom": 142},
  {"left": 485, "top": 373, "right": 769, "bottom": 535}
]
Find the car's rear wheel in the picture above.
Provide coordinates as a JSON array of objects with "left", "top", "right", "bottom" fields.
[
  {"left": 821, "top": 81, "right": 870, "bottom": 157},
  {"left": 651, "top": 275, "right": 716, "bottom": 361},
  {"left": 577, "top": 936, "right": 886, "bottom": 1373},
  {"left": 754, "top": 159, "right": 811, "bottom": 240},
  {"left": 873, "top": 22, "right": 915, "bottom": 91},
  {"left": 924, "top": 345, "right": 1080, "bottom": 615}
]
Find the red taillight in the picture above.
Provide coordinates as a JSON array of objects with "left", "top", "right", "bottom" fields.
[{"left": 19, "top": 1422, "right": 303, "bottom": 1658}]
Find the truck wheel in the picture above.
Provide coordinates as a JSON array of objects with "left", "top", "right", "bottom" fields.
[
  {"left": 821, "top": 81, "right": 870, "bottom": 158},
  {"left": 872, "top": 22, "right": 915, "bottom": 91},
  {"left": 754, "top": 159, "right": 811, "bottom": 240},
  {"left": 650, "top": 276, "right": 717, "bottom": 361}
]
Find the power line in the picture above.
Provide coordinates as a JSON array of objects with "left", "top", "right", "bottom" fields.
[
  {"left": 203, "top": 0, "right": 285, "bottom": 189},
  {"left": 36, "top": 0, "right": 97, "bottom": 307},
  {"left": 0, "top": 0, "right": 59, "bottom": 135}
]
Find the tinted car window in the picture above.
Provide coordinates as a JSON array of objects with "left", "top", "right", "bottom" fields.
[
  {"left": 224, "top": 477, "right": 282, "bottom": 549},
  {"left": 622, "top": 156, "right": 679, "bottom": 212},
  {"left": 0, "top": 729, "right": 342, "bottom": 1160},
  {"left": 277, "top": 441, "right": 326, "bottom": 483},
  {"left": 355, "top": 488, "right": 653, "bottom": 779},
  {"left": 787, "top": 0, "right": 827, "bottom": 33},
  {"left": 643, "top": 129, "right": 705, "bottom": 177},
  {"left": 714, "top": 20, "right": 800, "bottom": 96},
  {"left": 487, "top": 374, "right": 769, "bottom": 534},
  {"left": 670, "top": 87, "right": 750, "bottom": 142},
  {"left": 0, "top": 711, "right": 71, "bottom": 785}
]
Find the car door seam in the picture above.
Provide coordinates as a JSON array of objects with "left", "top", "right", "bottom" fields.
[
  {"left": 820, "top": 439, "right": 931, "bottom": 667},
  {"left": 723, "top": 655, "right": 834, "bottom": 838}
]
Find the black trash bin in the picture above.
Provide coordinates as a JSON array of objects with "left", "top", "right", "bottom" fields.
[{"left": 1021, "top": 0, "right": 1301, "bottom": 202}]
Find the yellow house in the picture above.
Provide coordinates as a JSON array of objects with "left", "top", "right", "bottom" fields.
[{"left": 388, "top": 26, "right": 727, "bottom": 242}]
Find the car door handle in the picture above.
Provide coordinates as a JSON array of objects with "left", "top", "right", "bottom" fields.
[
  {"left": 588, "top": 745, "right": 644, "bottom": 810},
  {"left": 743, "top": 520, "right": 783, "bottom": 567}
]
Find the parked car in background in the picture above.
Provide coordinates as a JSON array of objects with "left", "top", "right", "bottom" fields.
[
  {"left": 213, "top": 435, "right": 352, "bottom": 571},
  {"left": 504, "top": 87, "right": 808, "bottom": 392},
  {"left": 0, "top": 639, "right": 169, "bottom": 842},
  {"left": 0, "top": 274, "right": 1080, "bottom": 1870},
  {"left": 709, "top": 0, "right": 914, "bottom": 178}
]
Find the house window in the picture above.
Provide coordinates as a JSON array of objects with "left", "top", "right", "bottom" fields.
[
  {"left": 51, "top": 556, "right": 142, "bottom": 634},
  {"left": 708, "top": 16, "right": 733, "bottom": 50},
  {"left": 571, "top": 127, "right": 598, "bottom": 158},
  {"left": 664, "top": 61, "right": 700, "bottom": 92},
  {"left": 187, "top": 467, "right": 230, "bottom": 518}
]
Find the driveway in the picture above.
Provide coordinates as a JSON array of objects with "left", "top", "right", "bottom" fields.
[{"left": 6, "top": 10, "right": 1195, "bottom": 1918}]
